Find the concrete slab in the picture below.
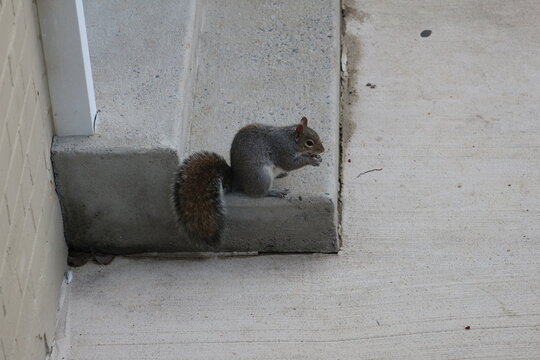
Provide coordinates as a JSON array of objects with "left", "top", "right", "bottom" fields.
[
  {"left": 52, "top": 0, "right": 341, "bottom": 253},
  {"left": 184, "top": 0, "right": 341, "bottom": 252},
  {"left": 188, "top": 0, "right": 340, "bottom": 196},
  {"left": 55, "top": 0, "right": 197, "bottom": 150},
  {"left": 53, "top": 0, "right": 540, "bottom": 358}
]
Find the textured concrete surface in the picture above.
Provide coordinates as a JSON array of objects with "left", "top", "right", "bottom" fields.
[
  {"left": 52, "top": 0, "right": 340, "bottom": 253},
  {"left": 53, "top": 0, "right": 539, "bottom": 358},
  {"left": 189, "top": 0, "right": 340, "bottom": 195},
  {"left": 187, "top": 0, "right": 340, "bottom": 252},
  {"left": 56, "top": 0, "right": 196, "bottom": 149}
]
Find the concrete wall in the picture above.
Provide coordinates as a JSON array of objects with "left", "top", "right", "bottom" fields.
[{"left": 0, "top": 0, "right": 67, "bottom": 359}]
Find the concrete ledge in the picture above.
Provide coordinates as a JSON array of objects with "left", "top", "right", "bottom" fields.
[
  {"left": 220, "top": 194, "right": 338, "bottom": 253},
  {"left": 53, "top": 0, "right": 341, "bottom": 254},
  {"left": 52, "top": 146, "right": 180, "bottom": 254}
]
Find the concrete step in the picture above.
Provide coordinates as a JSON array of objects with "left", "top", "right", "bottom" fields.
[{"left": 52, "top": 0, "right": 341, "bottom": 253}]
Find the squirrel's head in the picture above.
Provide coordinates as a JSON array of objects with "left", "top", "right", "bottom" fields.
[{"left": 294, "top": 117, "right": 325, "bottom": 154}]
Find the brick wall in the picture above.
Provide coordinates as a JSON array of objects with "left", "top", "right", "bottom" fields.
[{"left": 0, "top": 0, "right": 67, "bottom": 359}]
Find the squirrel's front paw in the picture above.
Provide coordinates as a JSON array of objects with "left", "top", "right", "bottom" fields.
[
  {"left": 267, "top": 188, "right": 289, "bottom": 198},
  {"left": 309, "top": 154, "right": 322, "bottom": 166}
]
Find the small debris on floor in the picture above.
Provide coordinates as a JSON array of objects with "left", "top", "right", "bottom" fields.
[
  {"left": 68, "top": 252, "right": 92, "bottom": 267},
  {"left": 421, "top": 30, "right": 432, "bottom": 37},
  {"left": 465, "top": 325, "right": 471, "bottom": 330},
  {"left": 356, "top": 168, "right": 383, "bottom": 178},
  {"left": 366, "top": 82, "right": 376, "bottom": 89},
  {"left": 65, "top": 270, "right": 73, "bottom": 284},
  {"left": 68, "top": 251, "right": 116, "bottom": 267}
]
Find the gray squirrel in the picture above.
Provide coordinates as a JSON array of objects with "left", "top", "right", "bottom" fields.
[{"left": 172, "top": 116, "right": 325, "bottom": 244}]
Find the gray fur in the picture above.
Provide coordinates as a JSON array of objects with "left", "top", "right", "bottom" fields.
[
  {"left": 230, "top": 122, "right": 324, "bottom": 197},
  {"left": 173, "top": 119, "right": 325, "bottom": 243}
]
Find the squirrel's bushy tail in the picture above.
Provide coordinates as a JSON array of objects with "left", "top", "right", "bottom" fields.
[{"left": 172, "top": 152, "right": 233, "bottom": 244}]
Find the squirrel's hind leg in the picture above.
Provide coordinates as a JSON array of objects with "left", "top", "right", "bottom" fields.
[
  {"left": 238, "top": 165, "right": 289, "bottom": 198},
  {"left": 239, "top": 166, "right": 273, "bottom": 197}
]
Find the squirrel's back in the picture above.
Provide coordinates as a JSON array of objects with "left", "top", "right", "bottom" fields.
[{"left": 172, "top": 152, "right": 232, "bottom": 244}]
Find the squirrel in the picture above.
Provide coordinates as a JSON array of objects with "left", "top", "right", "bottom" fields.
[{"left": 172, "top": 116, "right": 325, "bottom": 244}]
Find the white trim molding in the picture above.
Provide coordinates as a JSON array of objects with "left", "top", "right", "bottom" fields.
[{"left": 37, "top": 0, "right": 96, "bottom": 136}]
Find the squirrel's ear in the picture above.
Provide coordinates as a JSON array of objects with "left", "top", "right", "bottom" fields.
[
  {"left": 300, "top": 117, "right": 308, "bottom": 127},
  {"left": 295, "top": 124, "right": 304, "bottom": 139}
]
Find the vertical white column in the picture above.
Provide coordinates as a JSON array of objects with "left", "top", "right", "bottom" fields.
[{"left": 37, "top": 0, "right": 96, "bottom": 136}]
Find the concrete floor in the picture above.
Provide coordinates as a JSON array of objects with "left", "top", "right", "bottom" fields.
[{"left": 53, "top": 1, "right": 540, "bottom": 359}]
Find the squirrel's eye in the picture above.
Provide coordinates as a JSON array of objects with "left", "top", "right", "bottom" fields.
[{"left": 305, "top": 140, "right": 314, "bottom": 147}]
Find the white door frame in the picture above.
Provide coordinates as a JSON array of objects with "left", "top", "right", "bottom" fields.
[{"left": 37, "top": 0, "right": 96, "bottom": 136}]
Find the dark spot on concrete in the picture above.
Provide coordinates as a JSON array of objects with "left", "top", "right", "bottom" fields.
[
  {"left": 343, "top": 6, "right": 370, "bottom": 23},
  {"left": 464, "top": 325, "right": 471, "bottom": 330},
  {"left": 155, "top": 75, "right": 160, "bottom": 78},
  {"left": 421, "top": 30, "right": 432, "bottom": 38}
]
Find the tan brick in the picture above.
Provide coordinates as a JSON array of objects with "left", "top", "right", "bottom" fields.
[
  {"left": 27, "top": 207, "right": 44, "bottom": 294},
  {"left": 7, "top": 5, "right": 25, "bottom": 69},
  {"left": 18, "top": 80, "right": 37, "bottom": 154},
  {"left": 0, "top": 129, "right": 9, "bottom": 192},
  {"left": 24, "top": 116, "right": 43, "bottom": 179},
  {"left": 13, "top": 276, "right": 47, "bottom": 360},
  {"left": 3, "top": 135, "right": 24, "bottom": 221},
  {"left": 8, "top": 0, "right": 15, "bottom": 17},
  {"left": 0, "top": 191, "right": 22, "bottom": 276},
  {"left": 0, "top": 68, "right": 13, "bottom": 131},
  {"left": 35, "top": 85, "right": 52, "bottom": 132},
  {"left": 0, "top": 3, "right": 15, "bottom": 73},
  {"left": 18, "top": 158, "right": 31, "bottom": 211},
  {"left": 35, "top": 218, "right": 66, "bottom": 342},
  {"left": 0, "top": 258, "right": 22, "bottom": 356},
  {"left": 3, "top": 68, "right": 25, "bottom": 148},
  {"left": 18, "top": 159, "right": 31, "bottom": 218},
  {"left": 17, "top": 23, "right": 35, "bottom": 90},
  {"left": 27, "top": 124, "right": 47, "bottom": 216},
  {"left": 1, "top": 336, "right": 7, "bottom": 360},
  {"left": 0, "top": 201, "right": 8, "bottom": 256},
  {"left": 9, "top": 204, "right": 36, "bottom": 296}
]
